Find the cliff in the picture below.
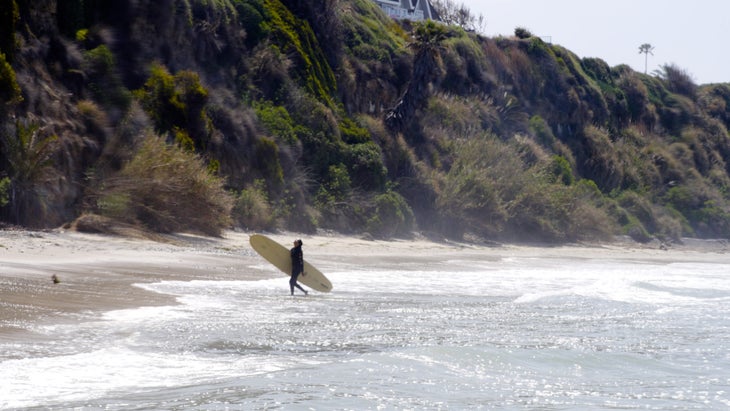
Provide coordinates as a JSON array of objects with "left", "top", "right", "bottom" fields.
[{"left": 1, "top": 0, "right": 729, "bottom": 242}]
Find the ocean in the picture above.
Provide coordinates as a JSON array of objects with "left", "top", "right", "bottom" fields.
[{"left": 2, "top": 249, "right": 729, "bottom": 410}]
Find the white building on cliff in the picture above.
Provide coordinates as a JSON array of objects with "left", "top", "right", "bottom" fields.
[{"left": 373, "top": 0, "right": 437, "bottom": 21}]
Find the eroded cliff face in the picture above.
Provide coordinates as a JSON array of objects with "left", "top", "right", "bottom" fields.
[
  {"left": 3, "top": 0, "right": 730, "bottom": 240},
  {"left": 7, "top": 1, "right": 258, "bottom": 226}
]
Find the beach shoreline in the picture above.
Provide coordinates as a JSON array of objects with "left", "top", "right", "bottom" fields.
[{"left": 1, "top": 228, "right": 728, "bottom": 336}]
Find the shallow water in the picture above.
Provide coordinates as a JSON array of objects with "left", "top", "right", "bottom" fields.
[{"left": 2, "top": 253, "right": 730, "bottom": 410}]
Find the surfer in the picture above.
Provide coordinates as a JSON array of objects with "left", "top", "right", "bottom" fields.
[{"left": 290, "top": 239, "right": 308, "bottom": 296}]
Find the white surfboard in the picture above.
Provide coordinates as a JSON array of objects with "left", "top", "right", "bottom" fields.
[{"left": 249, "top": 234, "right": 333, "bottom": 292}]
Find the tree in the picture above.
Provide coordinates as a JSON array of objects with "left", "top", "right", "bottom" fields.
[
  {"left": 430, "top": 0, "right": 485, "bottom": 33},
  {"left": 385, "top": 20, "right": 448, "bottom": 132},
  {"left": 638, "top": 43, "right": 654, "bottom": 74}
]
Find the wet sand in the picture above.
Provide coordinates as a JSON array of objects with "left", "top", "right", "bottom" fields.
[{"left": 1, "top": 229, "right": 728, "bottom": 336}]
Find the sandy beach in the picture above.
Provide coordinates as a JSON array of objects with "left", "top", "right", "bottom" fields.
[{"left": 1, "top": 228, "right": 728, "bottom": 336}]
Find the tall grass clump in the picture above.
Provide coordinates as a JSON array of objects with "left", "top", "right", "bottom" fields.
[
  {"left": 96, "top": 134, "right": 233, "bottom": 236},
  {"left": 233, "top": 180, "right": 274, "bottom": 230}
]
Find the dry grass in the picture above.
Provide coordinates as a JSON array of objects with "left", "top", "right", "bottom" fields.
[{"left": 95, "top": 134, "right": 233, "bottom": 236}]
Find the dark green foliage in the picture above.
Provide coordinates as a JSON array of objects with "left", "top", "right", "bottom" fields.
[
  {"left": 664, "top": 184, "right": 730, "bottom": 238},
  {"left": 255, "top": 101, "right": 298, "bottom": 144},
  {"left": 367, "top": 190, "right": 414, "bottom": 238},
  {"left": 135, "top": 64, "right": 210, "bottom": 149},
  {"left": 0, "top": 177, "right": 10, "bottom": 207},
  {"left": 264, "top": 0, "right": 336, "bottom": 102},
  {"left": 233, "top": 0, "right": 270, "bottom": 47},
  {"left": 528, "top": 115, "right": 555, "bottom": 146},
  {"left": 548, "top": 155, "right": 574, "bottom": 185},
  {"left": 316, "top": 163, "right": 351, "bottom": 205},
  {"left": 339, "top": 117, "right": 371, "bottom": 144},
  {"left": 83, "top": 45, "right": 131, "bottom": 109},
  {"left": 514, "top": 27, "right": 533, "bottom": 39},
  {"left": 345, "top": 142, "right": 387, "bottom": 191},
  {"left": 0, "top": 52, "right": 22, "bottom": 110}
]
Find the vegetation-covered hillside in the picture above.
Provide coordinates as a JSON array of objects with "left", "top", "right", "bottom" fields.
[{"left": 1, "top": 0, "right": 729, "bottom": 243}]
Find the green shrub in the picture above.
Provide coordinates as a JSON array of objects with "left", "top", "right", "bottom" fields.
[
  {"left": 233, "top": 180, "right": 274, "bottom": 229},
  {"left": 547, "top": 155, "right": 574, "bottom": 185},
  {"left": 96, "top": 134, "right": 233, "bottom": 236},
  {"left": 135, "top": 64, "right": 210, "bottom": 148},
  {"left": 83, "top": 45, "right": 131, "bottom": 109},
  {"left": 528, "top": 115, "right": 556, "bottom": 147},
  {"left": 345, "top": 142, "right": 386, "bottom": 191},
  {"left": 234, "top": 0, "right": 270, "bottom": 47},
  {"left": 254, "top": 101, "right": 298, "bottom": 144},
  {"left": 616, "top": 190, "right": 657, "bottom": 233},
  {"left": 514, "top": 27, "right": 533, "bottom": 39},
  {"left": 0, "top": 52, "right": 22, "bottom": 110},
  {"left": 0, "top": 176, "right": 10, "bottom": 207},
  {"left": 135, "top": 63, "right": 177, "bottom": 132},
  {"left": 366, "top": 190, "right": 414, "bottom": 238},
  {"left": 316, "top": 163, "right": 351, "bottom": 206},
  {"left": 664, "top": 185, "right": 698, "bottom": 217},
  {"left": 339, "top": 116, "right": 370, "bottom": 144}
]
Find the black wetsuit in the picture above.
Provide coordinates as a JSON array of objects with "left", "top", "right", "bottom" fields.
[{"left": 290, "top": 244, "right": 307, "bottom": 295}]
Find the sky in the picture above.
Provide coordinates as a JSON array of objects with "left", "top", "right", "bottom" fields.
[{"left": 458, "top": 0, "right": 728, "bottom": 85}]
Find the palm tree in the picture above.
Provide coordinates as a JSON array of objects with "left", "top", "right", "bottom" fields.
[
  {"left": 638, "top": 43, "right": 654, "bottom": 75},
  {"left": 385, "top": 20, "right": 448, "bottom": 132}
]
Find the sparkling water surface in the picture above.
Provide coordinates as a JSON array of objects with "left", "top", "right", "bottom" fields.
[{"left": 2, "top": 253, "right": 729, "bottom": 410}]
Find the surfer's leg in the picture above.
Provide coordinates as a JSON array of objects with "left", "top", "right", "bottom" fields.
[
  {"left": 294, "top": 282, "right": 307, "bottom": 295},
  {"left": 289, "top": 275, "right": 296, "bottom": 295}
]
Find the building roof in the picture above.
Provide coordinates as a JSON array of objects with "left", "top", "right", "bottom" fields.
[{"left": 374, "top": 0, "right": 436, "bottom": 21}]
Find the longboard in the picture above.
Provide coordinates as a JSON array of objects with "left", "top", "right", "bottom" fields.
[{"left": 249, "top": 234, "right": 333, "bottom": 293}]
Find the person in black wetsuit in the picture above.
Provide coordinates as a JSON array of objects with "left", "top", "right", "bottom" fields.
[{"left": 290, "top": 239, "right": 308, "bottom": 296}]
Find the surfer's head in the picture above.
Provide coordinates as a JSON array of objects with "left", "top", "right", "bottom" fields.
[{"left": 295, "top": 239, "right": 303, "bottom": 246}]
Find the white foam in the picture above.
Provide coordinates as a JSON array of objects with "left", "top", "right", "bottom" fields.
[{"left": 4, "top": 255, "right": 729, "bottom": 408}]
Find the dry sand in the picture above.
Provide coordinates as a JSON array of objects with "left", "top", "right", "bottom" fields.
[{"left": 1, "top": 228, "right": 728, "bottom": 336}]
